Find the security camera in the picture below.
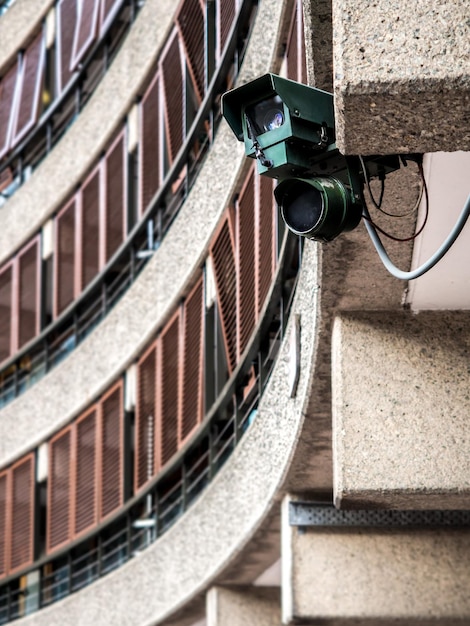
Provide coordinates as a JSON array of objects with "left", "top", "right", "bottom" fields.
[{"left": 221, "top": 73, "right": 415, "bottom": 242}]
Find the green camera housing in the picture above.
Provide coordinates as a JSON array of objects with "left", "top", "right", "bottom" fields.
[{"left": 222, "top": 73, "right": 338, "bottom": 179}]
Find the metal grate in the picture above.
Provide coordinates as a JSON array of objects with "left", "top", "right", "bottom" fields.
[
  {"left": 104, "top": 131, "right": 126, "bottom": 262},
  {"left": 218, "top": 0, "right": 236, "bottom": 58},
  {"left": 176, "top": 0, "right": 205, "bottom": 101},
  {"left": 47, "top": 429, "right": 72, "bottom": 553},
  {"left": 161, "top": 32, "right": 184, "bottom": 164},
  {"left": 80, "top": 165, "right": 101, "bottom": 291},
  {"left": 17, "top": 238, "right": 40, "bottom": 350},
  {"left": 100, "top": 381, "right": 124, "bottom": 520},
  {"left": 0, "top": 264, "right": 12, "bottom": 363},
  {"left": 54, "top": 197, "right": 77, "bottom": 317},
  {"left": 139, "top": 73, "right": 161, "bottom": 214},
  {"left": 9, "top": 456, "right": 34, "bottom": 573},
  {"left": 135, "top": 343, "right": 157, "bottom": 492}
]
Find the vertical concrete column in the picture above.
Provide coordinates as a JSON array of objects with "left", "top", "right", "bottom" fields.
[
  {"left": 332, "top": 311, "right": 470, "bottom": 509},
  {"left": 206, "top": 586, "right": 280, "bottom": 626},
  {"left": 281, "top": 496, "right": 470, "bottom": 624}
]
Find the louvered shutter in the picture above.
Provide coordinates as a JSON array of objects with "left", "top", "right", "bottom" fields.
[
  {"left": 180, "top": 277, "right": 204, "bottom": 444},
  {"left": 257, "top": 175, "right": 275, "bottom": 314},
  {"left": 0, "top": 472, "right": 8, "bottom": 578},
  {"left": 157, "top": 312, "right": 180, "bottom": 469},
  {"left": 80, "top": 165, "right": 101, "bottom": 290},
  {"left": 99, "top": 0, "right": 123, "bottom": 34},
  {"left": 176, "top": 0, "right": 205, "bottom": 102},
  {"left": 210, "top": 214, "right": 237, "bottom": 373},
  {"left": 135, "top": 343, "right": 157, "bottom": 492},
  {"left": 70, "top": 0, "right": 99, "bottom": 71},
  {"left": 17, "top": 238, "right": 40, "bottom": 350},
  {"left": 11, "top": 30, "right": 45, "bottom": 145},
  {"left": 55, "top": 196, "right": 77, "bottom": 317},
  {"left": 74, "top": 407, "right": 98, "bottom": 536},
  {"left": 0, "top": 63, "right": 19, "bottom": 159},
  {"left": 0, "top": 264, "right": 13, "bottom": 363},
  {"left": 139, "top": 73, "right": 160, "bottom": 214},
  {"left": 47, "top": 428, "right": 72, "bottom": 552},
  {"left": 104, "top": 131, "right": 126, "bottom": 262},
  {"left": 286, "top": 2, "right": 299, "bottom": 81},
  {"left": 56, "top": 0, "right": 77, "bottom": 93},
  {"left": 237, "top": 169, "right": 256, "bottom": 359},
  {"left": 100, "top": 381, "right": 123, "bottom": 519},
  {"left": 217, "top": 0, "right": 236, "bottom": 58},
  {"left": 9, "top": 455, "right": 34, "bottom": 573},
  {"left": 161, "top": 32, "right": 184, "bottom": 164}
]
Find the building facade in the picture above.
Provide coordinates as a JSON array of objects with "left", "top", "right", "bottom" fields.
[{"left": 0, "top": 0, "right": 469, "bottom": 624}]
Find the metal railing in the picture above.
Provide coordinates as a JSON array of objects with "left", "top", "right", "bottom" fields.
[
  {"left": 0, "top": 0, "right": 256, "bottom": 409},
  {"left": 0, "top": 232, "right": 302, "bottom": 624}
]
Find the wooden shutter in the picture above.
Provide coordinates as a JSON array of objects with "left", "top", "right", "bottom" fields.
[
  {"left": 0, "top": 264, "right": 13, "bottom": 363},
  {"left": 176, "top": 0, "right": 205, "bottom": 101},
  {"left": 210, "top": 214, "right": 237, "bottom": 373},
  {"left": 56, "top": 0, "right": 77, "bottom": 94},
  {"left": 99, "top": 0, "right": 123, "bottom": 34},
  {"left": 70, "top": 0, "right": 99, "bottom": 71},
  {"left": 99, "top": 381, "right": 123, "bottom": 519},
  {"left": 139, "top": 73, "right": 161, "bottom": 214},
  {"left": 9, "top": 455, "right": 35, "bottom": 573},
  {"left": 157, "top": 312, "right": 180, "bottom": 469},
  {"left": 11, "top": 30, "right": 45, "bottom": 146},
  {"left": 0, "top": 63, "right": 19, "bottom": 159},
  {"left": 47, "top": 428, "right": 72, "bottom": 552},
  {"left": 257, "top": 175, "right": 275, "bottom": 314},
  {"left": 74, "top": 407, "right": 98, "bottom": 536},
  {"left": 80, "top": 164, "right": 101, "bottom": 290},
  {"left": 180, "top": 276, "right": 204, "bottom": 444},
  {"left": 236, "top": 168, "right": 256, "bottom": 359},
  {"left": 54, "top": 196, "right": 77, "bottom": 317},
  {"left": 161, "top": 32, "right": 184, "bottom": 164},
  {"left": 217, "top": 0, "right": 236, "bottom": 59},
  {"left": 104, "top": 130, "right": 126, "bottom": 262},
  {"left": 17, "top": 238, "right": 40, "bottom": 350},
  {"left": 0, "top": 472, "right": 8, "bottom": 578},
  {"left": 135, "top": 343, "right": 157, "bottom": 492}
]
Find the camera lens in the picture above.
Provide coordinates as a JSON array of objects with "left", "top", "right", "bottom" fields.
[
  {"left": 281, "top": 181, "right": 324, "bottom": 234},
  {"left": 263, "top": 109, "right": 284, "bottom": 132}
]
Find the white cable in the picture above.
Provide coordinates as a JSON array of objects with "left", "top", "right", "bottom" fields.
[{"left": 362, "top": 192, "right": 470, "bottom": 280}]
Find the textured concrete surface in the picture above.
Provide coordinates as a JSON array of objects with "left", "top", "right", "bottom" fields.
[
  {"left": 333, "top": 310, "right": 470, "bottom": 508},
  {"left": 283, "top": 497, "right": 470, "bottom": 624},
  {"left": 0, "top": 0, "right": 52, "bottom": 73},
  {"left": 207, "top": 586, "right": 280, "bottom": 626},
  {"left": 332, "top": 0, "right": 470, "bottom": 154},
  {"left": 0, "top": 0, "right": 175, "bottom": 265},
  {"left": 302, "top": 0, "right": 333, "bottom": 92}
]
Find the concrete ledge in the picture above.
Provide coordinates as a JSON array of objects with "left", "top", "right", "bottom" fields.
[
  {"left": 332, "top": 0, "right": 470, "bottom": 154},
  {"left": 332, "top": 310, "right": 470, "bottom": 509},
  {"left": 0, "top": 0, "right": 52, "bottom": 73},
  {"left": 207, "top": 586, "right": 280, "bottom": 626},
  {"left": 282, "top": 495, "right": 470, "bottom": 624}
]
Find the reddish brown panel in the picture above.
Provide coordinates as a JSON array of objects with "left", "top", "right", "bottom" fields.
[
  {"left": 55, "top": 197, "right": 77, "bottom": 317},
  {"left": 47, "top": 428, "right": 72, "bottom": 553},
  {"left": 80, "top": 165, "right": 101, "bottom": 290},
  {"left": 0, "top": 63, "right": 19, "bottom": 159},
  {"left": 104, "top": 131, "right": 126, "bottom": 262},
  {"left": 99, "top": 381, "right": 123, "bottom": 519},
  {"left": 17, "top": 238, "right": 40, "bottom": 350},
  {"left": 176, "top": 0, "right": 205, "bottom": 101},
  {"left": 11, "top": 30, "right": 45, "bottom": 145},
  {"left": 210, "top": 214, "right": 237, "bottom": 373},
  {"left": 139, "top": 73, "right": 160, "bottom": 214},
  {"left": 161, "top": 32, "right": 184, "bottom": 164},
  {"left": 157, "top": 313, "right": 180, "bottom": 468},
  {"left": 0, "top": 264, "right": 13, "bottom": 363},
  {"left": 135, "top": 343, "right": 157, "bottom": 492},
  {"left": 257, "top": 175, "right": 275, "bottom": 315},
  {"left": 9, "top": 455, "right": 35, "bottom": 573},
  {"left": 71, "top": 0, "right": 99, "bottom": 70},
  {"left": 180, "top": 276, "right": 204, "bottom": 444},
  {"left": 236, "top": 168, "right": 256, "bottom": 359},
  {"left": 74, "top": 407, "right": 98, "bottom": 536},
  {"left": 56, "top": 0, "right": 77, "bottom": 93},
  {"left": 99, "top": 0, "right": 122, "bottom": 33},
  {"left": 0, "top": 472, "right": 8, "bottom": 578},
  {"left": 217, "top": 0, "right": 236, "bottom": 58}
]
